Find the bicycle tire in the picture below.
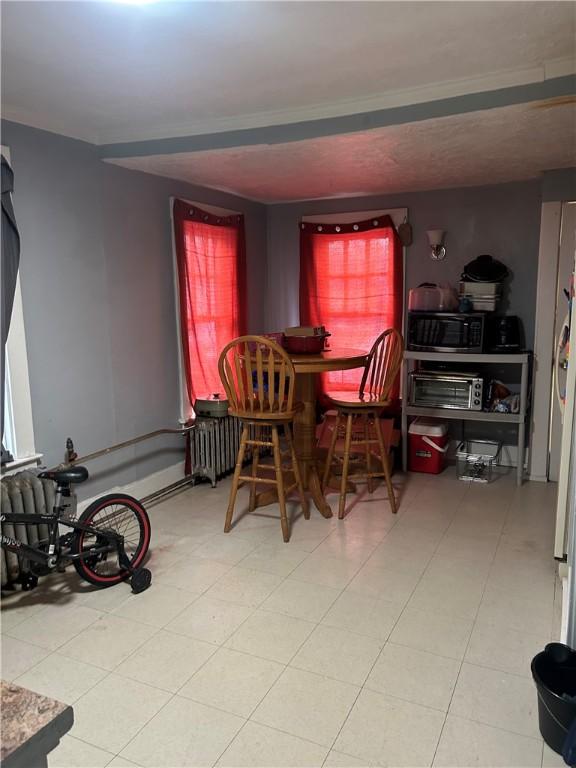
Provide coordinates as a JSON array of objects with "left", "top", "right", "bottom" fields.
[{"left": 71, "top": 493, "right": 151, "bottom": 587}]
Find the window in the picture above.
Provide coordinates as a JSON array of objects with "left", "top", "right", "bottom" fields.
[
  {"left": 300, "top": 213, "right": 403, "bottom": 394},
  {"left": 172, "top": 199, "right": 246, "bottom": 419}
]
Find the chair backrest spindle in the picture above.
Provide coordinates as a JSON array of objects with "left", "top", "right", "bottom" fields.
[
  {"left": 359, "top": 329, "right": 404, "bottom": 403},
  {"left": 218, "top": 335, "right": 297, "bottom": 418}
]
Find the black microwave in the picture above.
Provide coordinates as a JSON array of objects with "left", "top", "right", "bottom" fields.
[{"left": 407, "top": 312, "right": 485, "bottom": 352}]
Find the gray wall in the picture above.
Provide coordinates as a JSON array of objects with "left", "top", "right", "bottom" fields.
[
  {"left": 266, "top": 180, "right": 542, "bottom": 348},
  {"left": 542, "top": 168, "right": 576, "bottom": 202},
  {"left": 2, "top": 120, "right": 267, "bottom": 497}
]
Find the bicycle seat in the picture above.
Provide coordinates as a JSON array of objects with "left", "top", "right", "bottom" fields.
[{"left": 39, "top": 465, "right": 89, "bottom": 485}]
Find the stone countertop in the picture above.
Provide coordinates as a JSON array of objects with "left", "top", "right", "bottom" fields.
[{"left": 1, "top": 680, "right": 74, "bottom": 766}]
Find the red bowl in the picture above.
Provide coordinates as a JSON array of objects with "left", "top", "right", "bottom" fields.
[{"left": 283, "top": 334, "right": 329, "bottom": 354}]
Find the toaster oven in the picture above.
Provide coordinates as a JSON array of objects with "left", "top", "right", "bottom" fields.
[{"left": 409, "top": 372, "right": 484, "bottom": 411}]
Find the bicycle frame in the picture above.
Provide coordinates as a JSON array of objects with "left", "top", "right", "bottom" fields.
[{"left": 0, "top": 509, "right": 123, "bottom": 567}]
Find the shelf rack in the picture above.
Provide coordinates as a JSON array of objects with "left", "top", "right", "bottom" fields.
[{"left": 401, "top": 351, "right": 531, "bottom": 486}]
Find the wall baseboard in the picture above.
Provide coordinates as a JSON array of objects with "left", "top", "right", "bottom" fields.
[{"left": 77, "top": 460, "right": 186, "bottom": 514}]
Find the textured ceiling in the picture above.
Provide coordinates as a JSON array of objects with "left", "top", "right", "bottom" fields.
[
  {"left": 2, "top": 1, "right": 574, "bottom": 143},
  {"left": 108, "top": 102, "right": 576, "bottom": 202}
]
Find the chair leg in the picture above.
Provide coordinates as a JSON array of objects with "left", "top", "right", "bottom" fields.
[
  {"left": 364, "top": 414, "right": 374, "bottom": 494},
  {"left": 339, "top": 413, "right": 354, "bottom": 520},
  {"left": 272, "top": 426, "right": 290, "bottom": 542},
  {"left": 249, "top": 425, "right": 260, "bottom": 512},
  {"left": 374, "top": 416, "right": 397, "bottom": 514},
  {"left": 225, "top": 424, "right": 250, "bottom": 532},
  {"left": 322, "top": 410, "right": 341, "bottom": 491},
  {"left": 285, "top": 423, "right": 309, "bottom": 520}
]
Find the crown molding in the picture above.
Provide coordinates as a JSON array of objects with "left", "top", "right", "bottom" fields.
[{"left": 3, "top": 57, "right": 574, "bottom": 147}]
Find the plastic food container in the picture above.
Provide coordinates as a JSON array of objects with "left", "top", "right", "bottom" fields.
[
  {"left": 456, "top": 439, "right": 501, "bottom": 483},
  {"left": 408, "top": 418, "right": 449, "bottom": 474},
  {"left": 408, "top": 284, "right": 458, "bottom": 312},
  {"left": 459, "top": 281, "right": 502, "bottom": 312}
]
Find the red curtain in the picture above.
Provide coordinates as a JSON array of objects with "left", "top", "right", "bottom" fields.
[
  {"left": 300, "top": 216, "right": 403, "bottom": 394},
  {"left": 173, "top": 199, "right": 246, "bottom": 409}
]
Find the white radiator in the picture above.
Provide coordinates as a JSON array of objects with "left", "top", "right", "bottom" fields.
[
  {"left": 190, "top": 416, "right": 270, "bottom": 487},
  {"left": 1, "top": 471, "right": 56, "bottom": 588}
]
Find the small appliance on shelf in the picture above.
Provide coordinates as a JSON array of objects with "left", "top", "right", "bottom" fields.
[
  {"left": 407, "top": 311, "right": 486, "bottom": 352},
  {"left": 409, "top": 370, "right": 484, "bottom": 411}
]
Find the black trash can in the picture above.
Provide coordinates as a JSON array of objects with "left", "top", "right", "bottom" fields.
[{"left": 532, "top": 643, "right": 576, "bottom": 757}]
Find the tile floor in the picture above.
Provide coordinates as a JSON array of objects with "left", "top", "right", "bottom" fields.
[{"left": 1, "top": 468, "right": 564, "bottom": 768}]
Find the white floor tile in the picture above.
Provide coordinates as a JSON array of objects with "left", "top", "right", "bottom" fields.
[
  {"left": 477, "top": 585, "right": 554, "bottom": 637},
  {"left": 193, "top": 534, "right": 259, "bottom": 565},
  {"left": 217, "top": 721, "right": 328, "bottom": 767},
  {"left": 16, "top": 652, "right": 107, "bottom": 704},
  {"left": 450, "top": 662, "right": 540, "bottom": 739},
  {"left": 71, "top": 674, "right": 171, "bottom": 753},
  {"left": 6, "top": 604, "right": 102, "bottom": 651},
  {"left": 111, "top": 583, "right": 199, "bottom": 627},
  {"left": 542, "top": 742, "right": 567, "bottom": 767},
  {"left": 252, "top": 667, "right": 359, "bottom": 747},
  {"left": 289, "top": 553, "right": 362, "bottom": 590},
  {"left": 59, "top": 614, "right": 157, "bottom": 670},
  {"left": 47, "top": 734, "right": 114, "bottom": 768},
  {"left": 334, "top": 688, "right": 445, "bottom": 766},
  {"left": 166, "top": 595, "right": 252, "bottom": 645},
  {"left": 5, "top": 476, "right": 559, "bottom": 768},
  {"left": 154, "top": 556, "right": 231, "bottom": 593},
  {"left": 106, "top": 757, "right": 143, "bottom": 767},
  {"left": 465, "top": 622, "right": 547, "bottom": 678},
  {"left": 240, "top": 542, "right": 310, "bottom": 577},
  {"left": 323, "top": 750, "right": 368, "bottom": 767},
  {"left": 433, "top": 715, "right": 542, "bottom": 767},
  {"left": 121, "top": 695, "right": 244, "bottom": 767},
  {"left": 180, "top": 647, "right": 283, "bottom": 716},
  {"left": 365, "top": 642, "right": 460, "bottom": 712},
  {"left": 261, "top": 578, "right": 341, "bottom": 622},
  {"left": 312, "top": 532, "right": 377, "bottom": 563},
  {"left": 1, "top": 635, "right": 50, "bottom": 681},
  {"left": 206, "top": 566, "right": 284, "bottom": 607},
  {"left": 322, "top": 592, "right": 403, "bottom": 642},
  {"left": 115, "top": 630, "right": 217, "bottom": 692},
  {"left": 364, "top": 541, "right": 431, "bottom": 576},
  {"left": 1, "top": 594, "right": 57, "bottom": 632},
  {"left": 345, "top": 562, "right": 421, "bottom": 605},
  {"left": 226, "top": 609, "right": 315, "bottom": 664},
  {"left": 389, "top": 605, "right": 474, "bottom": 660},
  {"left": 291, "top": 624, "right": 382, "bottom": 685},
  {"left": 407, "top": 570, "right": 485, "bottom": 620}
]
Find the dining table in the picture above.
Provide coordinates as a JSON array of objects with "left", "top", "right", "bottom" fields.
[{"left": 286, "top": 346, "right": 369, "bottom": 518}]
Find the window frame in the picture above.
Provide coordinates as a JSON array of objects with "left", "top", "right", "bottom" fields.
[{"left": 2, "top": 145, "right": 39, "bottom": 469}]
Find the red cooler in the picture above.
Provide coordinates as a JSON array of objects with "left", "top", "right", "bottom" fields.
[{"left": 408, "top": 418, "right": 448, "bottom": 474}]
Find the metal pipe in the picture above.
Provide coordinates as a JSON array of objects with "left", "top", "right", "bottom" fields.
[{"left": 56, "top": 425, "right": 195, "bottom": 469}]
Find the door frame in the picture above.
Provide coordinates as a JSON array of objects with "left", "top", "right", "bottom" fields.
[{"left": 529, "top": 201, "right": 563, "bottom": 481}]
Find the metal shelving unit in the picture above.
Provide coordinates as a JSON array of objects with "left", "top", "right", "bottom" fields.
[{"left": 401, "top": 351, "right": 531, "bottom": 486}]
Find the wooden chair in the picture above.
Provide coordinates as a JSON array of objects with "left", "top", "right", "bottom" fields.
[
  {"left": 218, "top": 335, "right": 309, "bottom": 542},
  {"left": 322, "top": 329, "right": 404, "bottom": 519}
]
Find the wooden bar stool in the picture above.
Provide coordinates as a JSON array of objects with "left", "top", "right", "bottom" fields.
[
  {"left": 218, "top": 335, "right": 309, "bottom": 542},
  {"left": 322, "top": 329, "right": 404, "bottom": 519}
]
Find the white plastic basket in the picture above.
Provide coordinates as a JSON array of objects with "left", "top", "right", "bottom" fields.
[{"left": 456, "top": 439, "right": 501, "bottom": 483}]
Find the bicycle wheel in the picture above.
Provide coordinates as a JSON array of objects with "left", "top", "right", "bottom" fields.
[{"left": 71, "top": 493, "right": 151, "bottom": 587}]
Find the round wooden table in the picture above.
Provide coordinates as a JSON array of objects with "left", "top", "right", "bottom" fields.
[{"left": 290, "top": 347, "right": 368, "bottom": 518}]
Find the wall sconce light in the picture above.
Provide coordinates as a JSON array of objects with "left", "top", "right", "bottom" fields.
[{"left": 426, "top": 229, "right": 446, "bottom": 260}]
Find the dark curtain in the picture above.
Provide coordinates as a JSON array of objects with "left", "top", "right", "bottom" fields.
[{"left": 1, "top": 154, "right": 21, "bottom": 462}]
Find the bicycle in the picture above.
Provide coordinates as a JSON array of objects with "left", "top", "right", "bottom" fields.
[{"left": 1, "top": 465, "right": 152, "bottom": 593}]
